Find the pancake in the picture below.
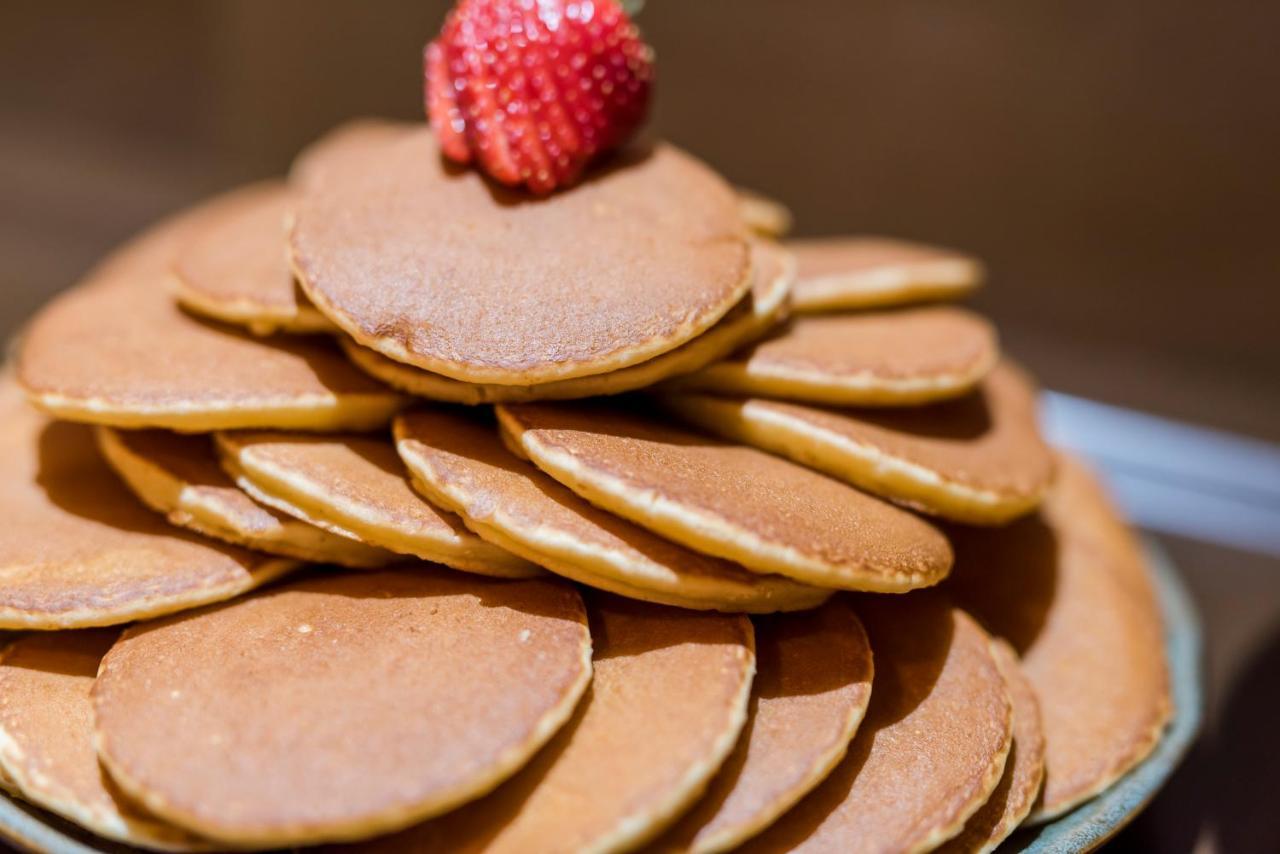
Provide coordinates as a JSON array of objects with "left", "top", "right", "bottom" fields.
[
  {"left": 173, "top": 181, "right": 335, "bottom": 336},
  {"left": 788, "top": 236, "right": 983, "bottom": 312},
  {"left": 17, "top": 188, "right": 405, "bottom": 433},
  {"left": 341, "top": 240, "right": 793, "bottom": 404},
  {"left": 945, "top": 454, "right": 1171, "bottom": 822},
  {"left": 214, "top": 431, "right": 540, "bottom": 578},
  {"left": 655, "top": 598, "right": 874, "bottom": 853},
  {"left": 394, "top": 409, "right": 830, "bottom": 613},
  {"left": 288, "top": 118, "right": 417, "bottom": 189},
  {"left": 664, "top": 361, "right": 1054, "bottom": 525},
  {"left": 735, "top": 188, "right": 794, "bottom": 238},
  {"left": 97, "top": 427, "right": 393, "bottom": 569},
  {"left": 0, "top": 631, "right": 205, "bottom": 850},
  {"left": 740, "top": 594, "right": 1014, "bottom": 854},
  {"left": 92, "top": 569, "right": 592, "bottom": 847},
  {"left": 670, "top": 306, "right": 998, "bottom": 406},
  {"left": 497, "top": 402, "right": 952, "bottom": 592},
  {"left": 291, "top": 130, "right": 753, "bottom": 385},
  {"left": 0, "top": 377, "right": 294, "bottom": 630},
  {"left": 937, "top": 639, "right": 1046, "bottom": 854},
  {"left": 349, "top": 596, "right": 755, "bottom": 854}
]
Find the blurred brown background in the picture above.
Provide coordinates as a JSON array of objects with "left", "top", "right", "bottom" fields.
[{"left": 2, "top": 2, "right": 1278, "bottom": 852}]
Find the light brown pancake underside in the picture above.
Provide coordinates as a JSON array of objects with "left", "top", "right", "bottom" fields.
[
  {"left": 741, "top": 594, "right": 1013, "bottom": 854},
  {"left": 350, "top": 596, "right": 755, "bottom": 854},
  {"left": 291, "top": 130, "right": 753, "bottom": 385},
  {"left": 945, "top": 454, "right": 1171, "bottom": 821},
  {"left": 0, "top": 377, "right": 292, "bottom": 630},
  {"left": 92, "top": 569, "right": 592, "bottom": 847},
  {"left": 787, "top": 236, "right": 983, "bottom": 312}
]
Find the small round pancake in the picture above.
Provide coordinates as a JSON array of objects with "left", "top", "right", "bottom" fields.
[
  {"left": 340, "top": 240, "right": 793, "bottom": 404},
  {"left": 291, "top": 130, "right": 753, "bottom": 385},
  {"left": 214, "top": 431, "right": 539, "bottom": 578},
  {"left": 173, "top": 181, "right": 335, "bottom": 336},
  {"left": 740, "top": 594, "right": 1014, "bottom": 854},
  {"left": 788, "top": 236, "right": 984, "bottom": 312},
  {"left": 497, "top": 402, "right": 952, "bottom": 592},
  {"left": 664, "top": 361, "right": 1054, "bottom": 525},
  {"left": 656, "top": 598, "right": 874, "bottom": 853},
  {"left": 0, "top": 378, "right": 294, "bottom": 630},
  {"left": 17, "top": 190, "right": 405, "bottom": 433},
  {"left": 92, "top": 569, "right": 592, "bottom": 847},
  {"left": 945, "top": 454, "right": 1171, "bottom": 822},
  {"left": 670, "top": 306, "right": 998, "bottom": 406},
  {"left": 97, "top": 427, "right": 393, "bottom": 569},
  {"left": 735, "top": 188, "right": 794, "bottom": 238},
  {"left": 0, "top": 631, "right": 205, "bottom": 850},
  {"left": 394, "top": 409, "right": 829, "bottom": 613},
  {"left": 349, "top": 596, "right": 755, "bottom": 854},
  {"left": 937, "top": 639, "right": 1046, "bottom": 854},
  {"left": 288, "top": 118, "right": 417, "bottom": 189}
]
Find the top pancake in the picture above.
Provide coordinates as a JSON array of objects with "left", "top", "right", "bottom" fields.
[
  {"left": 671, "top": 306, "right": 998, "bottom": 406},
  {"left": 788, "top": 236, "right": 983, "bottom": 312},
  {"left": 17, "top": 188, "right": 404, "bottom": 433},
  {"left": 289, "top": 118, "right": 417, "bottom": 189},
  {"left": 498, "top": 402, "right": 952, "bottom": 592},
  {"left": 945, "top": 455, "right": 1171, "bottom": 821},
  {"left": 172, "top": 181, "right": 334, "bottom": 335},
  {"left": 0, "top": 378, "right": 292, "bottom": 630},
  {"left": 741, "top": 594, "right": 1013, "bottom": 854},
  {"left": 92, "top": 568, "right": 592, "bottom": 847},
  {"left": 291, "top": 129, "right": 753, "bottom": 385}
]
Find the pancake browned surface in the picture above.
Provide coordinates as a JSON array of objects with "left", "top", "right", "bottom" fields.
[
  {"left": 341, "top": 240, "right": 792, "bottom": 404},
  {"left": 938, "top": 639, "right": 1046, "bottom": 854},
  {"left": 291, "top": 130, "right": 752, "bottom": 385},
  {"left": 92, "top": 569, "right": 592, "bottom": 847},
  {"left": 665, "top": 361, "right": 1054, "bottom": 525},
  {"left": 350, "top": 596, "right": 755, "bottom": 854},
  {"left": 741, "top": 594, "right": 1013, "bottom": 854},
  {"left": 97, "top": 427, "right": 393, "bottom": 568},
  {"left": 0, "top": 378, "right": 293, "bottom": 630},
  {"left": 395, "top": 409, "right": 829, "bottom": 613},
  {"left": 17, "top": 189, "right": 404, "bottom": 433},
  {"left": 788, "top": 236, "right": 983, "bottom": 312},
  {"left": 671, "top": 306, "right": 998, "bottom": 406},
  {"left": 945, "top": 455, "right": 1171, "bottom": 821},
  {"left": 214, "top": 431, "right": 539, "bottom": 578},
  {"left": 0, "top": 631, "right": 205, "bottom": 850},
  {"left": 656, "top": 598, "right": 874, "bottom": 853},
  {"left": 288, "top": 118, "right": 417, "bottom": 189},
  {"left": 173, "top": 181, "right": 334, "bottom": 335},
  {"left": 498, "top": 402, "right": 952, "bottom": 592}
]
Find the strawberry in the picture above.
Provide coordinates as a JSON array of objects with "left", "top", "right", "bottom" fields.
[{"left": 424, "top": 0, "right": 654, "bottom": 194}]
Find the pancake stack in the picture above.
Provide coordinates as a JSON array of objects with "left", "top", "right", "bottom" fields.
[{"left": 0, "top": 119, "right": 1172, "bottom": 853}]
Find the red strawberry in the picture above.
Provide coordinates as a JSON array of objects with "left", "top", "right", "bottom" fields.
[{"left": 424, "top": 0, "right": 654, "bottom": 194}]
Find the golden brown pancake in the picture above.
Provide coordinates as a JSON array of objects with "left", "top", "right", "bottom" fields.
[
  {"left": 498, "top": 402, "right": 952, "bottom": 592},
  {"left": 340, "top": 240, "right": 793, "bottom": 404},
  {"left": 938, "top": 639, "right": 1046, "bottom": 853},
  {"left": 0, "top": 377, "right": 293, "bottom": 630},
  {"left": 945, "top": 454, "right": 1171, "bottom": 821},
  {"left": 740, "top": 594, "right": 1013, "bottom": 854},
  {"left": 214, "top": 431, "right": 539, "bottom": 578},
  {"left": 173, "top": 181, "right": 334, "bottom": 336},
  {"left": 0, "top": 631, "right": 206, "bottom": 850},
  {"left": 288, "top": 118, "right": 418, "bottom": 189},
  {"left": 92, "top": 569, "right": 592, "bottom": 847},
  {"left": 17, "top": 188, "right": 405, "bottom": 433},
  {"left": 664, "top": 361, "right": 1055, "bottom": 525},
  {"left": 291, "top": 130, "right": 753, "bottom": 385},
  {"left": 788, "top": 236, "right": 984, "bottom": 312},
  {"left": 736, "top": 188, "right": 794, "bottom": 238},
  {"left": 97, "top": 427, "right": 394, "bottom": 569},
  {"left": 347, "top": 596, "right": 755, "bottom": 854},
  {"left": 671, "top": 306, "right": 998, "bottom": 406},
  {"left": 394, "top": 409, "right": 829, "bottom": 613},
  {"left": 655, "top": 598, "right": 874, "bottom": 853}
]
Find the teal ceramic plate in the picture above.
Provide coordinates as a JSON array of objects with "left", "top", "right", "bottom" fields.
[{"left": 0, "top": 541, "right": 1203, "bottom": 853}]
